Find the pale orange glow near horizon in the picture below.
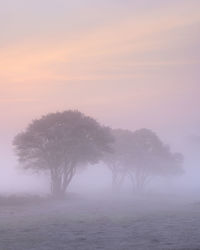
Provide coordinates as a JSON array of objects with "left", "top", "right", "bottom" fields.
[
  {"left": 1, "top": 1, "right": 199, "bottom": 82},
  {"left": 0, "top": 0, "right": 200, "bottom": 147}
]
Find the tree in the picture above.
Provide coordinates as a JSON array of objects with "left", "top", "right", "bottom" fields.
[
  {"left": 104, "top": 128, "right": 183, "bottom": 192},
  {"left": 128, "top": 129, "right": 184, "bottom": 191},
  {"left": 103, "top": 129, "right": 134, "bottom": 191},
  {"left": 13, "top": 110, "right": 114, "bottom": 197}
]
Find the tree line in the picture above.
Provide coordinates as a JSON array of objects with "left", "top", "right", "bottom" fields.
[{"left": 13, "top": 110, "right": 183, "bottom": 197}]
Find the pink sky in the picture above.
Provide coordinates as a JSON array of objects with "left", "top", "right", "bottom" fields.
[{"left": 0, "top": 0, "right": 200, "bottom": 147}]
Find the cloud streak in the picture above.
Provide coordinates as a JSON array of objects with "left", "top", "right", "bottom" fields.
[
  {"left": 0, "top": 0, "right": 199, "bottom": 140},
  {"left": 0, "top": 0, "right": 199, "bottom": 82}
]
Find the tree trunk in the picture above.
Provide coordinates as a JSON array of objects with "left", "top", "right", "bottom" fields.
[
  {"left": 51, "top": 171, "right": 64, "bottom": 198},
  {"left": 111, "top": 170, "right": 126, "bottom": 192},
  {"left": 50, "top": 162, "right": 76, "bottom": 198},
  {"left": 129, "top": 170, "right": 150, "bottom": 193},
  {"left": 61, "top": 166, "right": 76, "bottom": 194}
]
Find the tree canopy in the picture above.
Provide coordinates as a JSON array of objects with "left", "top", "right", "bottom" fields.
[
  {"left": 103, "top": 128, "right": 183, "bottom": 191},
  {"left": 13, "top": 110, "right": 114, "bottom": 197}
]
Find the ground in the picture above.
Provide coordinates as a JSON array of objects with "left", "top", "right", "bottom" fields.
[{"left": 0, "top": 193, "right": 200, "bottom": 250}]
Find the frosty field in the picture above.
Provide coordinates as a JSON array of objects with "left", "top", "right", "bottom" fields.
[{"left": 0, "top": 194, "right": 200, "bottom": 250}]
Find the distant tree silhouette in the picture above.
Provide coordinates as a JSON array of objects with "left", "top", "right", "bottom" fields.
[
  {"left": 103, "top": 129, "right": 133, "bottom": 191},
  {"left": 104, "top": 128, "right": 183, "bottom": 192},
  {"left": 13, "top": 110, "right": 113, "bottom": 197},
  {"left": 129, "top": 129, "right": 184, "bottom": 191}
]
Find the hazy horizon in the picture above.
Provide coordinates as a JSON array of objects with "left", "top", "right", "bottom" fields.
[
  {"left": 1, "top": 2, "right": 200, "bottom": 249},
  {"left": 0, "top": 0, "right": 200, "bottom": 194}
]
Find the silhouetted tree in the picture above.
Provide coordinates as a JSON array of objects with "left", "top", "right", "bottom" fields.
[
  {"left": 129, "top": 129, "right": 184, "bottom": 191},
  {"left": 13, "top": 110, "right": 113, "bottom": 197},
  {"left": 104, "top": 128, "right": 183, "bottom": 192},
  {"left": 103, "top": 129, "right": 133, "bottom": 191}
]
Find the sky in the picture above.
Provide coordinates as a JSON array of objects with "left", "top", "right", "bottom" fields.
[{"left": 0, "top": 0, "right": 200, "bottom": 166}]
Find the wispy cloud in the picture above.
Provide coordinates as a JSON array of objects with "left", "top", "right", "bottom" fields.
[
  {"left": 0, "top": 0, "right": 199, "bottom": 83},
  {"left": 0, "top": 98, "right": 37, "bottom": 103},
  {"left": 0, "top": 0, "right": 199, "bottom": 137}
]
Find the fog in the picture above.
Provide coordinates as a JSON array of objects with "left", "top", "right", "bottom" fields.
[
  {"left": 1, "top": 115, "right": 200, "bottom": 249},
  {"left": 1, "top": 124, "right": 200, "bottom": 204},
  {"left": 1, "top": 0, "right": 200, "bottom": 249},
  {"left": 1, "top": 123, "right": 200, "bottom": 249},
  {"left": 1, "top": 129, "right": 200, "bottom": 196}
]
